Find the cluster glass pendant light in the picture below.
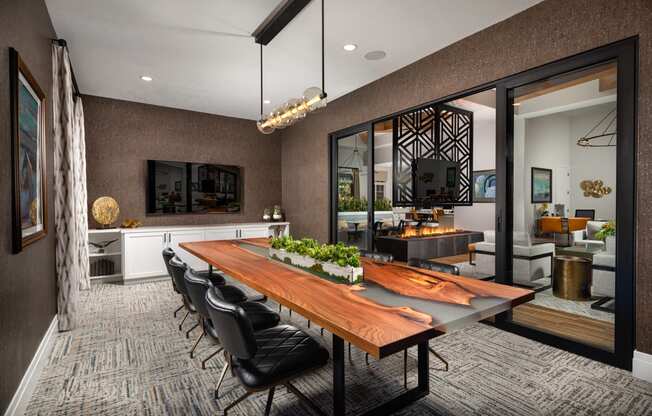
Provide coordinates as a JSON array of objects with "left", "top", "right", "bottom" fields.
[{"left": 257, "top": 0, "right": 327, "bottom": 134}]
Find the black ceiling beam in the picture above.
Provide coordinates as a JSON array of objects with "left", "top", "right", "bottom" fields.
[{"left": 252, "top": 0, "right": 312, "bottom": 45}]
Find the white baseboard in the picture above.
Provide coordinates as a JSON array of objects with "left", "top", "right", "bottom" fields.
[
  {"left": 4, "top": 315, "right": 58, "bottom": 416},
  {"left": 633, "top": 350, "right": 652, "bottom": 383}
]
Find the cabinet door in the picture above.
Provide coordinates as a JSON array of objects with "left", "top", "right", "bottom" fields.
[
  {"left": 123, "top": 232, "right": 167, "bottom": 280},
  {"left": 169, "top": 229, "right": 206, "bottom": 271},
  {"left": 205, "top": 227, "right": 238, "bottom": 241},
  {"left": 240, "top": 225, "right": 271, "bottom": 239}
]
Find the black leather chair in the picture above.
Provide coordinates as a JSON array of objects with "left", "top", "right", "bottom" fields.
[
  {"left": 360, "top": 250, "right": 394, "bottom": 263},
  {"left": 205, "top": 288, "right": 329, "bottom": 416},
  {"left": 575, "top": 209, "right": 596, "bottom": 220},
  {"left": 169, "top": 256, "right": 249, "bottom": 338},
  {"left": 162, "top": 248, "right": 185, "bottom": 318},
  {"left": 184, "top": 269, "right": 280, "bottom": 368},
  {"left": 407, "top": 258, "right": 460, "bottom": 276}
]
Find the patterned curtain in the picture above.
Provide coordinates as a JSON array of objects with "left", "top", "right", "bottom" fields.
[{"left": 52, "top": 44, "right": 90, "bottom": 331}]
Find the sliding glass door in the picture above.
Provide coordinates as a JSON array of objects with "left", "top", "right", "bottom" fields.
[
  {"left": 495, "top": 39, "right": 636, "bottom": 369},
  {"left": 328, "top": 38, "right": 636, "bottom": 370}
]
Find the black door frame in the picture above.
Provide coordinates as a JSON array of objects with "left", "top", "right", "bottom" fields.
[
  {"left": 328, "top": 37, "right": 637, "bottom": 370},
  {"left": 493, "top": 37, "right": 637, "bottom": 370}
]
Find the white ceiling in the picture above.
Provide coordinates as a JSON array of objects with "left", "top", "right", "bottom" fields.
[{"left": 45, "top": 0, "right": 542, "bottom": 120}]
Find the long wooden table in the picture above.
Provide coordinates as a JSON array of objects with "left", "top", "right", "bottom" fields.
[{"left": 180, "top": 239, "right": 534, "bottom": 416}]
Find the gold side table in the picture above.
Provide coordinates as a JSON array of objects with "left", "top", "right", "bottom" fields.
[{"left": 553, "top": 255, "right": 592, "bottom": 300}]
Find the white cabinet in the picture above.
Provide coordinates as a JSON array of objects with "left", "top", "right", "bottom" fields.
[
  {"left": 239, "top": 225, "right": 270, "bottom": 239},
  {"left": 120, "top": 222, "right": 289, "bottom": 281},
  {"left": 123, "top": 231, "right": 167, "bottom": 280},
  {"left": 169, "top": 229, "right": 206, "bottom": 271},
  {"left": 205, "top": 228, "right": 238, "bottom": 241}
]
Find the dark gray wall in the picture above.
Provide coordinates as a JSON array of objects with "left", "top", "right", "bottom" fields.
[
  {"left": 280, "top": 0, "right": 652, "bottom": 354},
  {"left": 83, "top": 95, "right": 283, "bottom": 228},
  {"left": 0, "top": 0, "right": 57, "bottom": 412}
]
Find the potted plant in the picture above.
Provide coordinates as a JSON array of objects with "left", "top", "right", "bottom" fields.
[
  {"left": 595, "top": 221, "right": 616, "bottom": 254},
  {"left": 269, "top": 236, "right": 363, "bottom": 284}
]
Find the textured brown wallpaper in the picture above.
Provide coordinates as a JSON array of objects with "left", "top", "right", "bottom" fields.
[
  {"left": 83, "top": 95, "right": 282, "bottom": 228},
  {"left": 0, "top": 0, "right": 57, "bottom": 411},
  {"left": 280, "top": 0, "right": 652, "bottom": 354}
]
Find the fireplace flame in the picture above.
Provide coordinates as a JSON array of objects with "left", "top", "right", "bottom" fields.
[{"left": 399, "top": 225, "right": 460, "bottom": 238}]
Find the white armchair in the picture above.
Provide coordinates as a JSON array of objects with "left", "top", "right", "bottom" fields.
[
  {"left": 475, "top": 230, "right": 555, "bottom": 285},
  {"left": 571, "top": 220, "right": 608, "bottom": 249}
]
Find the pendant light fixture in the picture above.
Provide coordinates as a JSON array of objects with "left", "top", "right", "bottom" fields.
[
  {"left": 256, "top": 0, "right": 327, "bottom": 134},
  {"left": 577, "top": 107, "right": 617, "bottom": 148},
  {"left": 340, "top": 134, "right": 365, "bottom": 169}
]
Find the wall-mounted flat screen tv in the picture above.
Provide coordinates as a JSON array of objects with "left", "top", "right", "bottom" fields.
[
  {"left": 412, "top": 158, "right": 461, "bottom": 207},
  {"left": 146, "top": 160, "right": 242, "bottom": 214}
]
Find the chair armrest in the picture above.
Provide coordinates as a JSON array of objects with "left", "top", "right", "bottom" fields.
[{"left": 571, "top": 230, "right": 586, "bottom": 241}]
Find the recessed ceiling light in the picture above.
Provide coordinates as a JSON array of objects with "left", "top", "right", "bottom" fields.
[
  {"left": 364, "top": 50, "right": 386, "bottom": 61},
  {"left": 343, "top": 44, "right": 357, "bottom": 52},
  {"left": 263, "top": 99, "right": 271, "bottom": 104},
  {"left": 140, "top": 75, "right": 153, "bottom": 82}
]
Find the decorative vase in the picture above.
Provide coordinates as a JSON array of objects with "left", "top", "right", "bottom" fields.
[
  {"left": 605, "top": 235, "right": 616, "bottom": 254},
  {"left": 272, "top": 205, "right": 283, "bottom": 221}
]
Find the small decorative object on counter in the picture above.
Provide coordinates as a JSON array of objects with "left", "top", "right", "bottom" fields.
[
  {"left": 121, "top": 218, "right": 142, "bottom": 228},
  {"left": 272, "top": 205, "right": 283, "bottom": 221},
  {"left": 88, "top": 239, "right": 118, "bottom": 254},
  {"left": 269, "top": 236, "right": 363, "bottom": 284},
  {"left": 92, "top": 196, "right": 120, "bottom": 228},
  {"left": 262, "top": 208, "right": 271, "bottom": 222}
]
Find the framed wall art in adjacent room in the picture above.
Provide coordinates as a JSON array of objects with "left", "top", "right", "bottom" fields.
[
  {"left": 10, "top": 47, "right": 47, "bottom": 253},
  {"left": 531, "top": 167, "right": 552, "bottom": 204}
]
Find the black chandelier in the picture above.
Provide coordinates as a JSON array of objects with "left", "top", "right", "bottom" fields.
[{"left": 577, "top": 107, "right": 617, "bottom": 148}]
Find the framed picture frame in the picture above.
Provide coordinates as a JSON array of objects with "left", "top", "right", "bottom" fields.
[
  {"left": 531, "top": 167, "right": 553, "bottom": 203},
  {"left": 472, "top": 169, "right": 496, "bottom": 203},
  {"left": 10, "top": 48, "right": 47, "bottom": 253}
]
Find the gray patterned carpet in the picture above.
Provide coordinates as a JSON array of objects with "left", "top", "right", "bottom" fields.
[{"left": 25, "top": 279, "right": 652, "bottom": 415}]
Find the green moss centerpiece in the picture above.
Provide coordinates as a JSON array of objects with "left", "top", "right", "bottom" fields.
[{"left": 269, "top": 236, "right": 363, "bottom": 284}]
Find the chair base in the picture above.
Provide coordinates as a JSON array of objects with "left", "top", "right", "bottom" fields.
[
  {"left": 220, "top": 381, "right": 325, "bottom": 416},
  {"left": 173, "top": 304, "right": 184, "bottom": 318},
  {"left": 202, "top": 347, "right": 223, "bottom": 369}
]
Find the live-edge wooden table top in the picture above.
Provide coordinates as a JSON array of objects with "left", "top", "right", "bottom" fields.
[{"left": 180, "top": 238, "right": 533, "bottom": 359}]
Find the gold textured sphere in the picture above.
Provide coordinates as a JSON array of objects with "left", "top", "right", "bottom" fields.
[{"left": 92, "top": 196, "right": 120, "bottom": 227}]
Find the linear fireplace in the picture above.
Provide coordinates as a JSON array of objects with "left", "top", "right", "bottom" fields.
[{"left": 375, "top": 227, "right": 483, "bottom": 262}]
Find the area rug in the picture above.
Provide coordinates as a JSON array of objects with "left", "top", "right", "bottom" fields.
[{"left": 25, "top": 279, "right": 652, "bottom": 415}]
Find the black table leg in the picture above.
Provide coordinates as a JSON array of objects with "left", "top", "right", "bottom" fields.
[
  {"left": 333, "top": 334, "right": 345, "bottom": 416},
  {"left": 418, "top": 341, "right": 429, "bottom": 391},
  {"left": 357, "top": 341, "right": 430, "bottom": 416}
]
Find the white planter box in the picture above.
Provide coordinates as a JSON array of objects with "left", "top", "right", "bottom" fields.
[{"left": 269, "top": 248, "right": 363, "bottom": 284}]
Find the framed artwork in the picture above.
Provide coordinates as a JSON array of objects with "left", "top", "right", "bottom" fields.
[
  {"left": 10, "top": 48, "right": 47, "bottom": 253},
  {"left": 472, "top": 169, "right": 496, "bottom": 203},
  {"left": 531, "top": 167, "right": 553, "bottom": 203}
]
